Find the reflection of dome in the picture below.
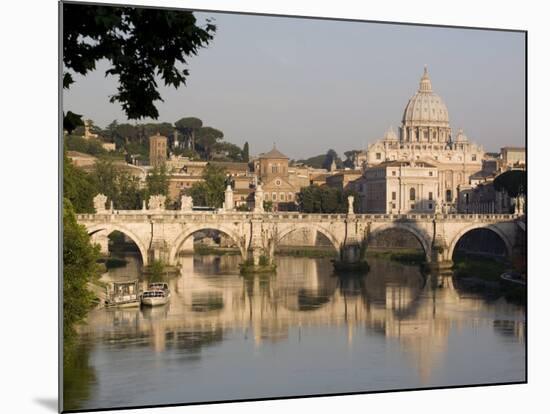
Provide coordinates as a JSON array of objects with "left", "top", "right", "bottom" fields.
[{"left": 402, "top": 66, "right": 450, "bottom": 126}]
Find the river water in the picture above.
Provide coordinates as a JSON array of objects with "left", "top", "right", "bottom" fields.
[{"left": 64, "top": 254, "right": 526, "bottom": 411}]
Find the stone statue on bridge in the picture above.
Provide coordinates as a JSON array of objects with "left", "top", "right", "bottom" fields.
[
  {"left": 180, "top": 195, "right": 193, "bottom": 212},
  {"left": 224, "top": 185, "right": 234, "bottom": 211},
  {"left": 148, "top": 194, "right": 166, "bottom": 211},
  {"left": 434, "top": 199, "right": 442, "bottom": 215},
  {"left": 93, "top": 193, "right": 108, "bottom": 213},
  {"left": 254, "top": 184, "right": 264, "bottom": 213},
  {"left": 347, "top": 195, "right": 355, "bottom": 215},
  {"left": 515, "top": 195, "right": 525, "bottom": 215}
]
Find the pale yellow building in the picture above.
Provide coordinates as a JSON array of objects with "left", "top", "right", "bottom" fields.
[
  {"left": 363, "top": 160, "right": 439, "bottom": 214},
  {"left": 499, "top": 147, "right": 525, "bottom": 171}
]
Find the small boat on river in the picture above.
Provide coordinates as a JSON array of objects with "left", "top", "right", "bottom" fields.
[
  {"left": 141, "top": 289, "right": 170, "bottom": 307},
  {"left": 105, "top": 280, "right": 141, "bottom": 308},
  {"left": 500, "top": 271, "right": 526, "bottom": 285}
]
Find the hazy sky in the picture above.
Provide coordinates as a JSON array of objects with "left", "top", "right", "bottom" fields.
[{"left": 63, "top": 11, "right": 525, "bottom": 159}]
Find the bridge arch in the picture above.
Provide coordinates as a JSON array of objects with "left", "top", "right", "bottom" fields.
[
  {"left": 368, "top": 223, "right": 432, "bottom": 262},
  {"left": 169, "top": 223, "right": 249, "bottom": 264},
  {"left": 446, "top": 223, "right": 513, "bottom": 262},
  {"left": 86, "top": 223, "right": 149, "bottom": 266},
  {"left": 276, "top": 223, "right": 342, "bottom": 252}
]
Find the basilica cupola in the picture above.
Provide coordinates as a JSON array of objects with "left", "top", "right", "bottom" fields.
[{"left": 400, "top": 66, "right": 452, "bottom": 144}]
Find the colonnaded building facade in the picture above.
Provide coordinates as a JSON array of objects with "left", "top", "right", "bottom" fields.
[{"left": 359, "top": 67, "right": 486, "bottom": 212}]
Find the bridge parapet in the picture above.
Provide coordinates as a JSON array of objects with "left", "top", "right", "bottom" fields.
[{"left": 77, "top": 211, "right": 519, "bottom": 223}]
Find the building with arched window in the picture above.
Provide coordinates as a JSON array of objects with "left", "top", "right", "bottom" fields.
[
  {"left": 254, "top": 145, "right": 297, "bottom": 211},
  {"left": 363, "top": 160, "right": 439, "bottom": 214}
]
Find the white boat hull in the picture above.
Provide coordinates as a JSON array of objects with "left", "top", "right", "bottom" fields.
[
  {"left": 141, "top": 295, "right": 170, "bottom": 307},
  {"left": 110, "top": 300, "right": 140, "bottom": 308}
]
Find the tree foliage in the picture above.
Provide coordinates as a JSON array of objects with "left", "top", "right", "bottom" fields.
[
  {"left": 493, "top": 170, "right": 527, "bottom": 198},
  {"left": 195, "top": 127, "right": 224, "bottom": 160},
  {"left": 63, "top": 3, "right": 216, "bottom": 120},
  {"left": 93, "top": 160, "right": 144, "bottom": 209},
  {"left": 343, "top": 150, "right": 360, "bottom": 168},
  {"left": 189, "top": 164, "right": 227, "bottom": 207},
  {"left": 65, "top": 135, "right": 108, "bottom": 156},
  {"left": 297, "top": 185, "right": 358, "bottom": 213},
  {"left": 322, "top": 149, "right": 342, "bottom": 170},
  {"left": 63, "top": 111, "right": 84, "bottom": 135},
  {"left": 63, "top": 199, "right": 100, "bottom": 352},
  {"left": 242, "top": 142, "right": 250, "bottom": 163},
  {"left": 175, "top": 117, "right": 203, "bottom": 150},
  {"left": 146, "top": 166, "right": 169, "bottom": 200},
  {"left": 213, "top": 141, "right": 244, "bottom": 162},
  {"left": 297, "top": 153, "right": 325, "bottom": 169},
  {"left": 64, "top": 152, "right": 97, "bottom": 213}
]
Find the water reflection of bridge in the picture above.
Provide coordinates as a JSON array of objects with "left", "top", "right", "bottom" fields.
[{"left": 81, "top": 256, "right": 524, "bottom": 384}]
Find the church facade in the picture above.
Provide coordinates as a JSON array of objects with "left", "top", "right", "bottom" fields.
[{"left": 360, "top": 67, "right": 485, "bottom": 210}]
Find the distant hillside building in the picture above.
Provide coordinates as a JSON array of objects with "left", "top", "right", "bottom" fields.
[{"left": 149, "top": 133, "right": 168, "bottom": 168}]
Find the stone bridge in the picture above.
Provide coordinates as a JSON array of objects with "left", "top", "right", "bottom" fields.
[{"left": 77, "top": 207, "right": 524, "bottom": 270}]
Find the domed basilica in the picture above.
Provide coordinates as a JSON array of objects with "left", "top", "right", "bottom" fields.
[{"left": 362, "top": 66, "right": 485, "bottom": 207}]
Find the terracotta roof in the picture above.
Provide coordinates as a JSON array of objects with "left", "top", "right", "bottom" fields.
[{"left": 259, "top": 145, "right": 289, "bottom": 159}]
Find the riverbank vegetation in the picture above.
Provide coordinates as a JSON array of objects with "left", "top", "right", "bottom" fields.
[
  {"left": 194, "top": 245, "right": 241, "bottom": 256},
  {"left": 366, "top": 249, "right": 426, "bottom": 265},
  {"left": 239, "top": 256, "right": 277, "bottom": 275},
  {"left": 276, "top": 247, "right": 338, "bottom": 258},
  {"left": 452, "top": 253, "right": 526, "bottom": 305},
  {"left": 63, "top": 199, "right": 101, "bottom": 361},
  {"left": 297, "top": 185, "right": 359, "bottom": 214}
]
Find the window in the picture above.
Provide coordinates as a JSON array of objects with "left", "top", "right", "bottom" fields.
[
  {"left": 280, "top": 193, "right": 285, "bottom": 201},
  {"left": 429, "top": 171, "right": 433, "bottom": 176},
  {"left": 392, "top": 203, "right": 396, "bottom": 209},
  {"left": 376, "top": 153, "right": 381, "bottom": 160},
  {"left": 410, "top": 188, "right": 416, "bottom": 201},
  {"left": 392, "top": 191, "right": 396, "bottom": 201},
  {"left": 472, "top": 154, "right": 477, "bottom": 161},
  {"left": 411, "top": 204, "right": 415, "bottom": 210},
  {"left": 392, "top": 170, "right": 396, "bottom": 176},
  {"left": 428, "top": 192, "right": 433, "bottom": 201},
  {"left": 446, "top": 189, "right": 452, "bottom": 202},
  {"left": 465, "top": 193, "right": 470, "bottom": 204},
  {"left": 429, "top": 203, "right": 433, "bottom": 209},
  {"left": 272, "top": 193, "right": 277, "bottom": 201}
]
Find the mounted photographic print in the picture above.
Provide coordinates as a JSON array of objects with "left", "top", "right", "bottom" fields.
[{"left": 60, "top": 1, "right": 527, "bottom": 412}]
